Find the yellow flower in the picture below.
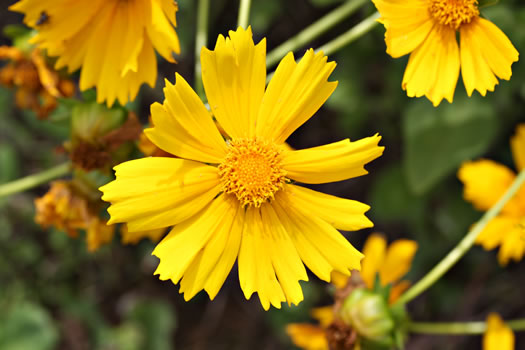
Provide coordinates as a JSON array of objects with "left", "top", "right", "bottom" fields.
[
  {"left": 100, "top": 27, "right": 384, "bottom": 310},
  {"left": 287, "top": 234, "right": 417, "bottom": 349},
  {"left": 10, "top": 0, "right": 180, "bottom": 107},
  {"left": 483, "top": 313, "right": 514, "bottom": 350},
  {"left": 120, "top": 225, "right": 167, "bottom": 245},
  {"left": 372, "top": 0, "right": 519, "bottom": 106},
  {"left": 458, "top": 124, "right": 525, "bottom": 265}
]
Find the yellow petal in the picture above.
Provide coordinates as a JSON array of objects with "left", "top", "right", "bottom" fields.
[
  {"left": 120, "top": 225, "right": 167, "bottom": 245},
  {"left": 179, "top": 195, "right": 243, "bottom": 300},
  {"left": 201, "top": 27, "right": 266, "bottom": 138},
  {"left": 475, "top": 216, "right": 516, "bottom": 251},
  {"left": 146, "top": 74, "right": 228, "bottom": 163},
  {"left": 311, "top": 306, "right": 335, "bottom": 327},
  {"left": 286, "top": 324, "right": 329, "bottom": 350},
  {"left": 284, "top": 185, "right": 373, "bottom": 231},
  {"left": 152, "top": 194, "right": 236, "bottom": 286},
  {"left": 389, "top": 280, "right": 411, "bottom": 304},
  {"left": 460, "top": 17, "right": 519, "bottom": 97},
  {"left": 378, "top": 239, "right": 418, "bottom": 286},
  {"left": 372, "top": 0, "right": 434, "bottom": 58},
  {"left": 511, "top": 123, "right": 525, "bottom": 172},
  {"left": 256, "top": 49, "right": 337, "bottom": 143},
  {"left": 498, "top": 223, "right": 525, "bottom": 266},
  {"left": 146, "top": 0, "right": 180, "bottom": 62},
  {"left": 281, "top": 135, "right": 383, "bottom": 184},
  {"left": 483, "top": 313, "right": 514, "bottom": 350},
  {"left": 402, "top": 24, "right": 460, "bottom": 106},
  {"left": 238, "top": 206, "right": 286, "bottom": 310},
  {"left": 458, "top": 160, "right": 520, "bottom": 215},
  {"left": 100, "top": 157, "right": 221, "bottom": 232},
  {"left": 274, "top": 192, "right": 364, "bottom": 282},
  {"left": 360, "top": 234, "right": 387, "bottom": 289},
  {"left": 330, "top": 271, "right": 350, "bottom": 289}
]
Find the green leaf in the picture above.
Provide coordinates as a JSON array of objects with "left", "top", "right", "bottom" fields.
[
  {"left": 402, "top": 92, "right": 498, "bottom": 195},
  {"left": 0, "top": 302, "right": 59, "bottom": 350}
]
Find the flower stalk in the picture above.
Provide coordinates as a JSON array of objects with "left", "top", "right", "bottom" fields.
[
  {"left": 394, "top": 169, "right": 525, "bottom": 306},
  {"left": 195, "top": 0, "right": 210, "bottom": 99},
  {"left": 0, "top": 162, "right": 71, "bottom": 198},
  {"left": 407, "top": 319, "right": 525, "bottom": 335},
  {"left": 266, "top": 0, "right": 369, "bottom": 67}
]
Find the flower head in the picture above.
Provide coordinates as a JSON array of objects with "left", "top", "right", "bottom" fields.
[
  {"left": 10, "top": 0, "right": 180, "bottom": 107},
  {"left": 458, "top": 124, "right": 525, "bottom": 265},
  {"left": 483, "top": 313, "right": 514, "bottom": 350},
  {"left": 100, "top": 27, "right": 384, "bottom": 310},
  {"left": 372, "top": 0, "right": 519, "bottom": 106}
]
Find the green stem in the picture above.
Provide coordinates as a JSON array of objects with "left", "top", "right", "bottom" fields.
[
  {"left": 195, "top": 0, "right": 210, "bottom": 99},
  {"left": 317, "top": 12, "right": 379, "bottom": 56},
  {"left": 266, "top": 0, "right": 369, "bottom": 68},
  {"left": 0, "top": 162, "right": 71, "bottom": 198},
  {"left": 407, "top": 319, "right": 525, "bottom": 335},
  {"left": 237, "top": 0, "right": 252, "bottom": 29},
  {"left": 394, "top": 169, "right": 525, "bottom": 307}
]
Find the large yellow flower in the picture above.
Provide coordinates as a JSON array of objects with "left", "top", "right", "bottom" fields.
[
  {"left": 458, "top": 124, "right": 525, "bottom": 265},
  {"left": 100, "top": 27, "right": 384, "bottom": 310},
  {"left": 372, "top": 0, "right": 519, "bottom": 106},
  {"left": 483, "top": 313, "right": 514, "bottom": 350},
  {"left": 10, "top": 0, "right": 180, "bottom": 107}
]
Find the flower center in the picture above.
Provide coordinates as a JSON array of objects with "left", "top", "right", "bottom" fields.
[
  {"left": 429, "top": 0, "right": 479, "bottom": 30},
  {"left": 218, "top": 138, "right": 287, "bottom": 208}
]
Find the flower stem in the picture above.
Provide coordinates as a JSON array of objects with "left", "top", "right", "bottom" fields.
[
  {"left": 195, "top": 0, "right": 210, "bottom": 99},
  {"left": 266, "top": 0, "right": 369, "bottom": 68},
  {"left": 394, "top": 169, "right": 525, "bottom": 307},
  {"left": 407, "top": 319, "right": 525, "bottom": 335},
  {"left": 0, "top": 162, "right": 71, "bottom": 198},
  {"left": 317, "top": 12, "right": 379, "bottom": 56},
  {"left": 237, "top": 0, "right": 252, "bottom": 29}
]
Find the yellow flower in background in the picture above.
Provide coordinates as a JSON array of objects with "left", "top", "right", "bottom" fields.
[
  {"left": 287, "top": 234, "right": 417, "bottom": 349},
  {"left": 458, "top": 124, "right": 525, "bottom": 265},
  {"left": 483, "top": 313, "right": 514, "bottom": 350},
  {"left": 100, "top": 27, "right": 384, "bottom": 310},
  {"left": 372, "top": 0, "right": 519, "bottom": 106},
  {"left": 10, "top": 0, "right": 180, "bottom": 107}
]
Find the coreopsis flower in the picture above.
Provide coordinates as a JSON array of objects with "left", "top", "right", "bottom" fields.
[
  {"left": 372, "top": 0, "right": 519, "bottom": 106},
  {"left": 100, "top": 27, "right": 384, "bottom": 310},
  {"left": 10, "top": 0, "right": 180, "bottom": 107},
  {"left": 458, "top": 124, "right": 525, "bottom": 265},
  {"left": 0, "top": 45, "right": 74, "bottom": 119},
  {"left": 287, "top": 234, "right": 417, "bottom": 349},
  {"left": 35, "top": 180, "right": 114, "bottom": 251},
  {"left": 483, "top": 313, "right": 514, "bottom": 350},
  {"left": 120, "top": 225, "right": 167, "bottom": 245}
]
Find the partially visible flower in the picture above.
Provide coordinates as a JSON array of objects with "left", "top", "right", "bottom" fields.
[
  {"left": 120, "top": 225, "right": 167, "bottom": 245},
  {"left": 34, "top": 180, "right": 114, "bottom": 251},
  {"left": 287, "top": 234, "right": 417, "bottom": 349},
  {"left": 100, "top": 27, "right": 384, "bottom": 310},
  {"left": 0, "top": 45, "right": 74, "bottom": 119},
  {"left": 10, "top": 0, "right": 180, "bottom": 107},
  {"left": 137, "top": 117, "right": 173, "bottom": 157},
  {"left": 458, "top": 124, "right": 525, "bottom": 265},
  {"left": 372, "top": 0, "right": 519, "bottom": 106},
  {"left": 483, "top": 313, "right": 514, "bottom": 350}
]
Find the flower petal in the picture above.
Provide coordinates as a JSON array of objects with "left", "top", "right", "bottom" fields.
[
  {"left": 273, "top": 192, "right": 364, "bottom": 283},
  {"left": 378, "top": 239, "right": 418, "bottom": 286},
  {"left": 286, "top": 324, "right": 329, "bottom": 350},
  {"left": 281, "top": 135, "right": 383, "bottom": 184},
  {"left": 497, "top": 223, "right": 525, "bottom": 266},
  {"left": 460, "top": 17, "right": 519, "bottom": 97},
  {"left": 458, "top": 160, "right": 519, "bottom": 215},
  {"left": 145, "top": 73, "right": 228, "bottom": 163},
  {"left": 360, "top": 234, "right": 387, "bottom": 289},
  {"left": 402, "top": 24, "right": 460, "bottom": 106},
  {"left": 152, "top": 194, "right": 237, "bottom": 286},
  {"left": 256, "top": 49, "right": 337, "bottom": 143},
  {"left": 483, "top": 313, "right": 514, "bottom": 350},
  {"left": 372, "top": 0, "right": 434, "bottom": 57},
  {"left": 178, "top": 195, "right": 243, "bottom": 300},
  {"left": 146, "top": 0, "right": 180, "bottom": 63},
  {"left": 475, "top": 216, "right": 516, "bottom": 252},
  {"left": 100, "top": 157, "right": 221, "bottom": 231},
  {"left": 511, "top": 123, "right": 525, "bottom": 172},
  {"left": 201, "top": 27, "right": 266, "bottom": 138},
  {"left": 284, "top": 185, "right": 373, "bottom": 231}
]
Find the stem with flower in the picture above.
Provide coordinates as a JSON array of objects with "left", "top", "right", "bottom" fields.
[
  {"left": 393, "top": 169, "right": 525, "bottom": 307},
  {"left": 0, "top": 162, "right": 71, "bottom": 198}
]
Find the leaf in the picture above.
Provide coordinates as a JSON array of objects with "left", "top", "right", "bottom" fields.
[
  {"left": 0, "top": 302, "right": 59, "bottom": 350},
  {"left": 402, "top": 92, "right": 498, "bottom": 195}
]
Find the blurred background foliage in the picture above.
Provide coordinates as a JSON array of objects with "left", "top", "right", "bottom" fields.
[{"left": 0, "top": 0, "right": 524, "bottom": 349}]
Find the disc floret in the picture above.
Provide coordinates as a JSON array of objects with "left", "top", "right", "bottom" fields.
[{"left": 429, "top": 0, "right": 479, "bottom": 30}]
